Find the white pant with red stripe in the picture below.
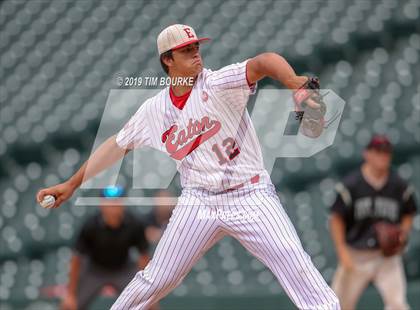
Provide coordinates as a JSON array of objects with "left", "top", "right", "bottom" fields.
[{"left": 111, "top": 184, "right": 339, "bottom": 310}]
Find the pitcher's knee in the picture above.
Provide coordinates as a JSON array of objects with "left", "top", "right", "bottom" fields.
[
  {"left": 134, "top": 270, "right": 173, "bottom": 294},
  {"left": 140, "top": 269, "right": 181, "bottom": 297},
  {"left": 112, "top": 271, "right": 176, "bottom": 310}
]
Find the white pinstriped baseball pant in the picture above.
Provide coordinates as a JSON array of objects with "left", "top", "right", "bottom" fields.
[{"left": 111, "top": 184, "right": 340, "bottom": 310}]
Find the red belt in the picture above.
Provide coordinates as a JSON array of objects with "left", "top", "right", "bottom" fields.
[{"left": 221, "top": 174, "right": 260, "bottom": 193}]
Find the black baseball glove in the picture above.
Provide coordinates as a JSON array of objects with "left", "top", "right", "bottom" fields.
[{"left": 293, "top": 77, "right": 327, "bottom": 138}]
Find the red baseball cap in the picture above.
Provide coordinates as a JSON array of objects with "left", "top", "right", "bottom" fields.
[{"left": 366, "top": 135, "right": 393, "bottom": 152}]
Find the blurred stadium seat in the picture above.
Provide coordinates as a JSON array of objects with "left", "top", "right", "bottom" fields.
[{"left": 0, "top": 0, "right": 419, "bottom": 309}]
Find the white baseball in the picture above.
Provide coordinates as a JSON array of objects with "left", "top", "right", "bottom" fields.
[{"left": 40, "top": 195, "right": 56, "bottom": 209}]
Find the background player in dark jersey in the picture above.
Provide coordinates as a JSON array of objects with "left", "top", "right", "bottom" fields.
[
  {"left": 60, "top": 187, "right": 152, "bottom": 310},
  {"left": 329, "top": 135, "right": 417, "bottom": 310}
]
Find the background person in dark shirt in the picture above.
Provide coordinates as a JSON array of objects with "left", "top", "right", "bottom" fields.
[
  {"left": 329, "top": 135, "right": 417, "bottom": 310},
  {"left": 60, "top": 186, "right": 152, "bottom": 310}
]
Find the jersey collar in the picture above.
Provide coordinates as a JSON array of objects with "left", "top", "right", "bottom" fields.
[{"left": 169, "top": 86, "right": 192, "bottom": 110}]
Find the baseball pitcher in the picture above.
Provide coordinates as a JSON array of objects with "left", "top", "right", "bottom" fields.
[{"left": 37, "top": 24, "right": 339, "bottom": 310}]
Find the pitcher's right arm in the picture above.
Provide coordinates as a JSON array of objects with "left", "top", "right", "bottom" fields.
[{"left": 36, "top": 135, "right": 129, "bottom": 208}]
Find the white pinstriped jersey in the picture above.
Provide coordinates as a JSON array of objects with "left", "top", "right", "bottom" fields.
[{"left": 116, "top": 60, "right": 272, "bottom": 191}]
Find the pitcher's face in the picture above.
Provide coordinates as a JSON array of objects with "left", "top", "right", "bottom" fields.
[{"left": 171, "top": 42, "right": 203, "bottom": 77}]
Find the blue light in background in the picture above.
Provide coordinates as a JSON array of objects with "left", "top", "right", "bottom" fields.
[{"left": 102, "top": 185, "right": 125, "bottom": 198}]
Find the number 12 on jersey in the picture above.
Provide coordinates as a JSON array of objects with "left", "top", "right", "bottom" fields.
[{"left": 211, "top": 137, "right": 240, "bottom": 165}]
